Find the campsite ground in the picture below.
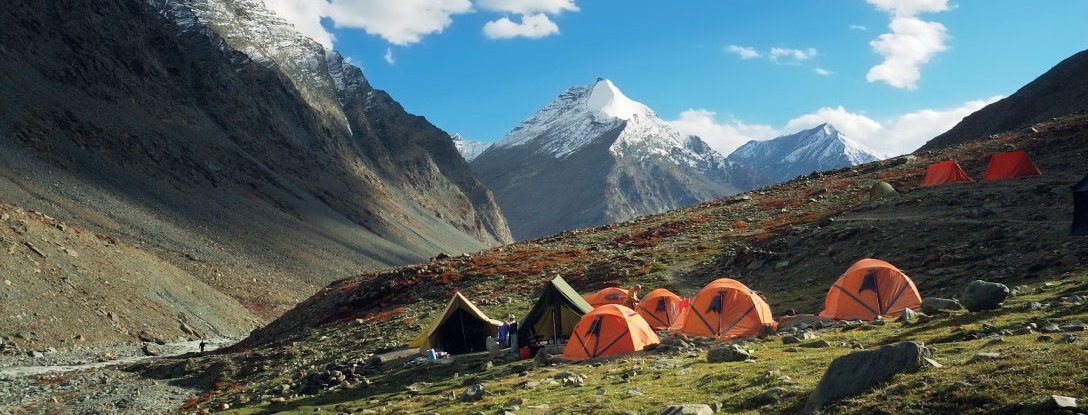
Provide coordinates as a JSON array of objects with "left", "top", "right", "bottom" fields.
[{"left": 2, "top": 114, "right": 1086, "bottom": 414}]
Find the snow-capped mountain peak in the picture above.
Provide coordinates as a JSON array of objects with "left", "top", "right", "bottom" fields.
[
  {"left": 586, "top": 78, "right": 651, "bottom": 120},
  {"left": 450, "top": 133, "right": 492, "bottom": 162},
  {"left": 727, "top": 123, "right": 882, "bottom": 185},
  {"left": 493, "top": 78, "right": 708, "bottom": 165}
]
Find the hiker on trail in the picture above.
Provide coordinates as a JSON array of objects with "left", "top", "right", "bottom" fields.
[
  {"left": 624, "top": 284, "right": 642, "bottom": 308},
  {"left": 507, "top": 314, "right": 519, "bottom": 354},
  {"left": 199, "top": 340, "right": 207, "bottom": 354}
]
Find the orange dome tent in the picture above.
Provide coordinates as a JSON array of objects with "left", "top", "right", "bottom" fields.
[
  {"left": 818, "top": 259, "right": 922, "bottom": 321},
  {"left": 680, "top": 278, "right": 776, "bottom": 339},
  {"left": 583, "top": 287, "right": 629, "bottom": 308},
  {"left": 983, "top": 150, "right": 1042, "bottom": 181},
  {"left": 921, "top": 160, "right": 973, "bottom": 187},
  {"left": 636, "top": 289, "right": 684, "bottom": 330},
  {"left": 562, "top": 304, "right": 660, "bottom": 360}
]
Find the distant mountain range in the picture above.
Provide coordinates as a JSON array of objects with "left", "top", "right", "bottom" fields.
[
  {"left": 469, "top": 78, "right": 760, "bottom": 240},
  {"left": 727, "top": 124, "right": 881, "bottom": 186},
  {"left": 919, "top": 48, "right": 1088, "bottom": 152}
]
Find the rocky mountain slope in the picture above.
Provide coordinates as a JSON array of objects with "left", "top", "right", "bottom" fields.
[
  {"left": 451, "top": 134, "right": 492, "bottom": 162},
  {"left": 0, "top": 0, "right": 510, "bottom": 346},
  {"left": 471, "top": 78, "right": 760, "bottom": 240},
  {"left": 118, "top": 111, "right": 1087, "bottom": 415},
  {"left": 918, "top": 48, "right": 1088, "bottom": 151},
  {"left": 728, "top": 124, "right": 882, "bottom": 186}
]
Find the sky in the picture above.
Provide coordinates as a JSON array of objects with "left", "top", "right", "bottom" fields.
[{"left": 262, "top": 0, "right": 1088, "bottom": 157}]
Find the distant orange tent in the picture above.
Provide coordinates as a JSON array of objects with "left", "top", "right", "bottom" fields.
[
  {"left": 921, "top": 160, "right": 973, "bottom": 187},
  {"left": 680, "top": 278, "right": 776, "bottom": 339},
  {"left": 583, "top": 287, "right": 629, "bottom": 308},
  {"left": 561, "top": 304, "right": 660, "bottom": 360},
  {"left": 983, "top": 150, "right": 1042, "bottom": 181},
  {"left": 636, "top": 289, "right": 684, "bottom": 330},
  {"left": 818, "top": 259, "right": 922, "bottom": 321}
]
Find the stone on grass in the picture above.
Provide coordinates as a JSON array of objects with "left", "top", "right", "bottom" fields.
[
  {"left": 1061, "top": 322, "right": 1084, "bottom": 332},
  {"left": 969, "top": 352, "right": 1001, "bottom": 363},
  {"left": 1051, "top": 395, "right": 1078, "bottom": 409},
  {"left": 804, "top": 341, "right": 928, "bottom": 414},
  {"left": 960, "top": 280, "right": 1010, "bottom": 312},
  {"left": 660, "top": 404, "right": 714, "bottom": 415},
  {"left": 707, "top": 344, "right": 750, "bottom": 363},
  {"left": 898, "top": 308, "right": 918, "bottom": 323},
  {"left": 460, "top": 384, "right": 485, "bottom": 402},
  {"left": 921, "top": 297, "right": 962, "bottom": 314}
]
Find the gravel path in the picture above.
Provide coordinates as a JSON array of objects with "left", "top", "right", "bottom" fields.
[{"left": 0, "top": 338, "right": 236, "bottom": 414}]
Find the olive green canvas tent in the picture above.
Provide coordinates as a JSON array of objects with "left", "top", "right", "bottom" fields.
[
  {"left": 410, "top": 292, "right": 502, "bottom": 355},
  {"left": 869, "top": 181, "right": 899, "bottom": 200},
  {"left": 518, "top": 276, "right": 594, "bottom": 343}
]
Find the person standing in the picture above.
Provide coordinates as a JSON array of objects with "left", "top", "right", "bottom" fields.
[
  {"left": 624, "top": 284, "right": 642, "bottom": 309},
  {"left": 507, "top": 314, "right": 519, "bottom": 355}
]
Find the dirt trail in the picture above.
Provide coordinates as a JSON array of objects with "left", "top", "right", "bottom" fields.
[{"left": 0, "top": 338, "right": 235, "bottom": 379}]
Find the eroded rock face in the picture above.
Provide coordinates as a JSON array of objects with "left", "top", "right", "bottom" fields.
[{"left": 804, "top": 341, "right": 929, "bottom": 414}]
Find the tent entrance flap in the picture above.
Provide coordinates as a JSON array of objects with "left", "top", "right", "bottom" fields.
[{"left": 436, "top": 308, "right": 491, "bottom": 354}]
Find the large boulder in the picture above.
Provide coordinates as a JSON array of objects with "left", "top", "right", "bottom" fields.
[
  {"left": 460, "top": 384, "right": 485, "bottom": 402},
  {"left": 804, "top": 341, "right": 929, "bottom": 414},
  {"left": 961, "top": 280, "right": 1010, "bottom": 312},
  {"left": 920, "top": 297, "right": 962, "bottom": 314}
]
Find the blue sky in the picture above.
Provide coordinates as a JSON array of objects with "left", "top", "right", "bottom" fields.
[{"left": 264, "top": 0, "right": 1088, "bottom": 156}]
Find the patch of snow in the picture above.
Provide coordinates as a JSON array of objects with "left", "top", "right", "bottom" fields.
[{"left": 450, "top": 133, "right": 492, "bottom": 162}]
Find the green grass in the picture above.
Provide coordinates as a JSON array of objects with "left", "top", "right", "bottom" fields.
[{"left": 217, "top": 273, "right": 1088, "bottom": 415}]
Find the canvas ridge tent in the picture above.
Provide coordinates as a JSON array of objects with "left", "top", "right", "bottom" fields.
[
  {"left": 680, "top": 278, "right": 776, "bottom": 339},
  {"left": 921, "top": 160, "right": 973, "bottom": 187},
  {"left": 983, "top": 150, "right": 1042, "bottom": 181},
  {"left": 410, "top": 292, "right": 502, "bottom": 355},
  {"left": 518, "top": 276, "right": 595, "bottom": 343},
  {"left": 1074, "top": 175, "right": 1088, "bottom": 235},
  {"left": 818, "top": 259, "right": 922, "bottom": 321},
  {"left": 636, "top": 288, "right": 684, "bottom": 330},
  {"left": 583, "top": 287, "right": 629, "bottom": 308},
  {"left": 561, "top": 304, "right": 660, "bottom": 360}
]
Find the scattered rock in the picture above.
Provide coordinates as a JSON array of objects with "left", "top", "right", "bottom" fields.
[
  {"left": 460, "top": 384, "right": 485, "bottom": 402},
  {"left": 1051, "top": 395, "right": 1078, "bottom": 409},
  {"left": 969, "top": 352, "right": 1001, "bottom": 363},
  {"left": 898, "top": 308, "right": 918, "bottom": 324},
  {"left": 961, "top": 280, "right": 1010, "bottom": 312},
  {"left": 921, "top": 297, "right": 962, "bottom": 314},
  {"left": 707, "top": 344, "right": 750, "bottom": 363},
  {"left": 554, "top": 372, "right": 585, "bottom": 386},
  {"left": 804, "top": 341, "right": 929, "bottom": 414},
  {"left": 1023, "top": 302, "right": 1044, "bottom": 311},
  {"left": 660, "top": 404, "right": 714, "bottom": 415},
  {"left": 803, "top": 340, "right": 832, "bottom": 348},
  {"left": 1041, "top": 323, "right": 1062, "bottom": 333},
  {"left": 1060, "top": 323, "right": 1084, "bottom": 332}
]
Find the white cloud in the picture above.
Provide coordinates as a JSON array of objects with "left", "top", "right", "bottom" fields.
[
  {"left": 770, "top": 47, "right": 817, "bottom": 64},
  {"left": 814, "top": 68, "right": 832, "bottom": 76},
  {"left": 325, "top": 0, "right": 473, "bottom": 46},
  {"left": 725, "top": 45, "right": 761, "bottom": 59},
  {"left": 483, "top": 13, "right": 561, "bottom": 39},
  {"left": 476, "top": 0, "right": 578, "bottom": 14},
  {"left": 668, "top": 96, "right": 1002, "bottom": 158},
  {"left": 384, "top": 48, "right": 395, "bottom": 64},
  {"left": 850, "top": 24, "right": 868, "bottom": 31},
  {"left": 262, "top": 0, "right": 334, "bottom": 48},
  {"left": 667, "top": 110, "right": 780, "bottom": 155},
  {"left": 865, "top": 0, "right": 950, "bottom": 89}
]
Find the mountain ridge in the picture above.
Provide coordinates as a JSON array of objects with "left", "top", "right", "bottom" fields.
[{"left": 728, "top": 123, "right": 882, "bottom": 186}]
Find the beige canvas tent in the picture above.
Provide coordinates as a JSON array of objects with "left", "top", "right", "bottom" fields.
[{"left": 410, "top": 291, "right": 502, "bottom": 355}]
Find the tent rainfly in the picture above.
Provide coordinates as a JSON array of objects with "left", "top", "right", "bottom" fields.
[
  {"left": 1074, "top": 175, "right": 1088, "bottom": 236},
  {"left": 869, "top": 181, "right": 899, "bottom": 200},
  {"left": 921, "top": 160, "right": 973, "bottom": 187},
  {"left": 583, "top": 287, "right": 629, "bottom": 308},
  {"left": 636, "top": 288, "right": 684, "bottom": 330},
  {"left": 818, "top": 259, "right": 922, "bottom": 321},
  {"left": 983, "top": 150, "right": 1042, "bottom": 181},
  {"left": 518, "top": 276, "right": 595, "bottom": 343},
  {"left": 410, "top": 292, "right": 502, "bottom": 355},
  {"left": 561, "top": 304, "right": 660, "bottom": 360}
]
